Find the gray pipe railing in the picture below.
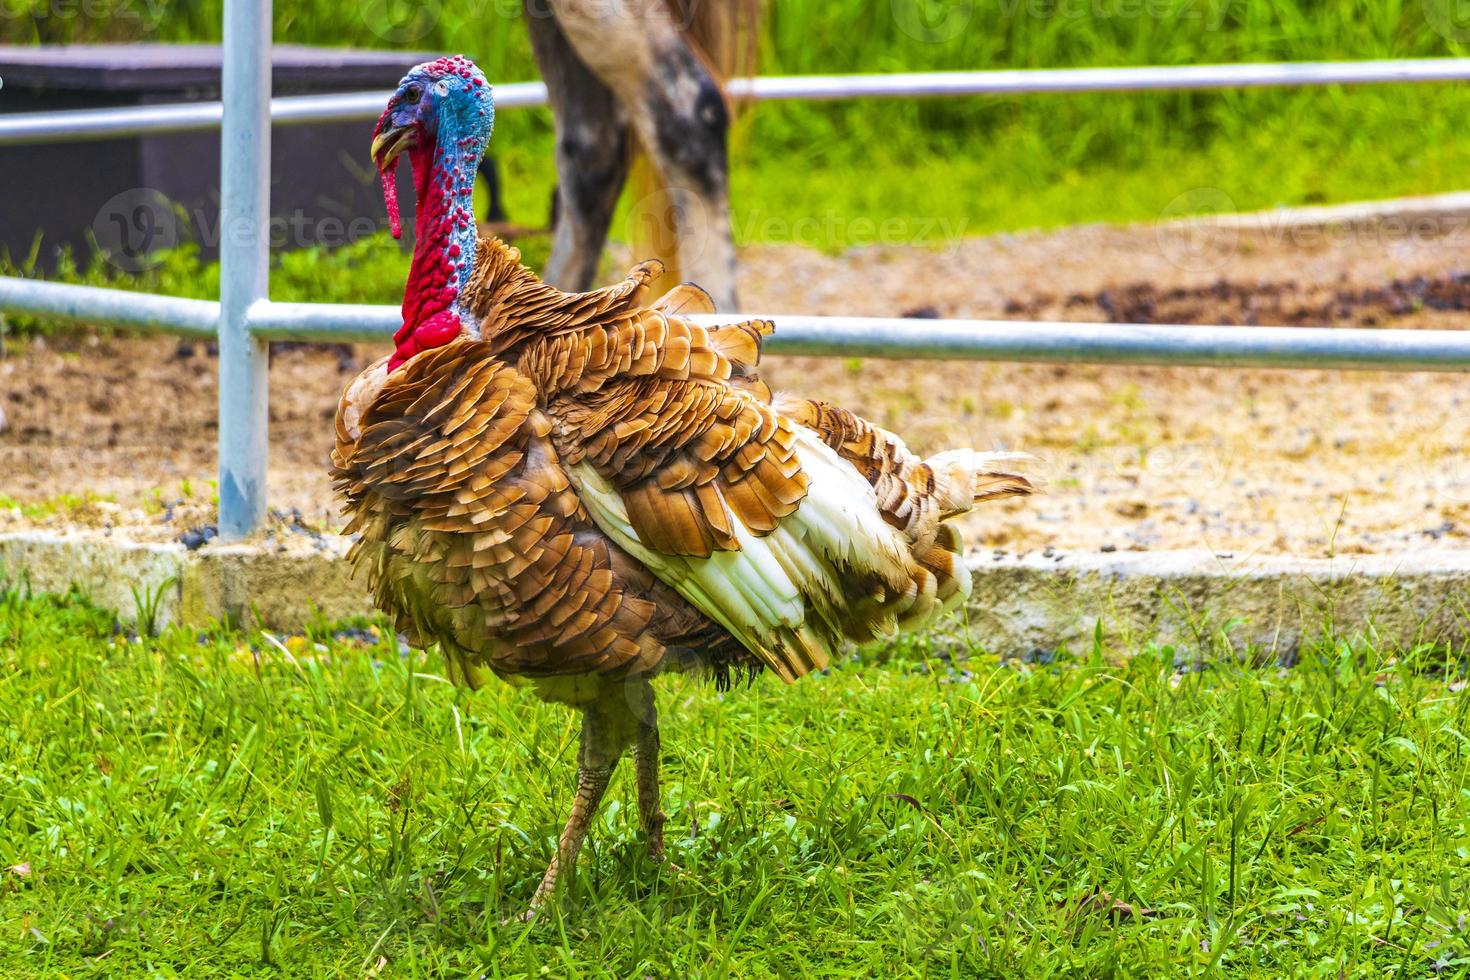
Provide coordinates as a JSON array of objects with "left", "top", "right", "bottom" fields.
[
  {"left": 7, "top": 59, "right": 1470, "bottom": 145},
  {"left": 246, "top": 303, "right": 1470, "bottom": 371},
  {"left": 0, "top": 82, "right": 550, "bottom": 145},
  {"left": 2, "top": 285, "right": 1458, "bottom": 373},
  {"left": 0, "top": 278, "right": 218, "bottom": 335},
  {"left": 216, "top": 0, "right": 274, "bottom": 538}
]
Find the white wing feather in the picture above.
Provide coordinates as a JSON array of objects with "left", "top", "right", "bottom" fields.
[{"left": 569, "top": 427, "right": 919, "bottom": 681}]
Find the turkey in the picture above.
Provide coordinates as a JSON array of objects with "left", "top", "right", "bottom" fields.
[{"left": 333, "top": 56, "right": 1035, "bottom": 915}]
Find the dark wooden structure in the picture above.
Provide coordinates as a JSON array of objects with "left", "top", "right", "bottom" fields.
[{"left": 0, "top": 44, "right": 428, "bottom": 272}]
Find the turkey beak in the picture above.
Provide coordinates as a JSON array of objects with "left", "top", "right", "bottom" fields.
[{"left": 371, "top": 122, "right": 415, "bottom": 171}]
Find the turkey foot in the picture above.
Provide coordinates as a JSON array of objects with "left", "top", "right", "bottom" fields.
[{"left": 635, "top": 719, "right": 668, "bottom": 863}]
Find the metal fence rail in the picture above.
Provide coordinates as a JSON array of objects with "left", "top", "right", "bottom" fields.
[
  {"left": 11, "top": 278, "right": 1470, "bottom": 375},
  {"left": 0, "top": 82, "right": 550, "bottom": 145},
  {"left": 9, "top": 58, "right": 1470, "bottom": 145},
  {"left": 3, "top": 19, "right": 1469, "bottom": 535}
]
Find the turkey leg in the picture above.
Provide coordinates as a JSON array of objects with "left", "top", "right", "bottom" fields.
[
  {"left": 525, "top": 702, "right": 626, "bottom": 917},
  {"left": 634, "top": 719, "right": 667, "bottom": 862}
]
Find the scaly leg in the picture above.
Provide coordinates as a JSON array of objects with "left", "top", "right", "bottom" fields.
[
  {"left": 622, "top": 677, "right": 668, "bottom": 861},
  {"left": 524, "top": 705, "right": 625, "bottom": 918},
  {"left": 634, "top": 720, "right": 667, "bottom": 862}
]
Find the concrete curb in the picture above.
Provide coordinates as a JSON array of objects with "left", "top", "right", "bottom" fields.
[
  {"left": 4, "top": 531, "right": 1468, "bottom": 654},
  {"left": 0, "top": 531, "right": 365, "bottom": 629},
  {"left": 1161, "top": 190, "right": 1470, "bottom": 233},
  {"left": 967, "top": 549, "right": 1470, "bottom": 657}
]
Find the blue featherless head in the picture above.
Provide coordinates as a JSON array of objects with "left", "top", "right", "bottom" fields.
[
  {"left": 370, "top": 56, "right": 494, "bottom": 239},
  {"left": 371, "top": 55, "right": 494, "bottom": 175}
]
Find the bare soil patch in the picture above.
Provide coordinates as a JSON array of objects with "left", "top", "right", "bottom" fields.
[{"left": 6, "top": 213, "right": 1470, "bottom": 558}]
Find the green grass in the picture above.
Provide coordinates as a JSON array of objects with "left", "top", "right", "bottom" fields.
[
  {"left": 0, "top": 492, "right": 116, "bottom": 523},
  {"left": 4, "top": 585, "right": 1470, "bottom": 976}
]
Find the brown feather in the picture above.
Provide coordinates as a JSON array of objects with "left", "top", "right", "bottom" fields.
[{"left": 334, "top": 238, "right": 1031, "bottom": 699}]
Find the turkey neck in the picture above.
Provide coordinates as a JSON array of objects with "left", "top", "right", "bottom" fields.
[{"left": 391, "top": 131, "right": 483, "bottom": 370}]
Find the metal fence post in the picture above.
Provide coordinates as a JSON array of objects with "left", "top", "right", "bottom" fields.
[{"left": 217, "top": 0, "right": 272, "bottom": 540}]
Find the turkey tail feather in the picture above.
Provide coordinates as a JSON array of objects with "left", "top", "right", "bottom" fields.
[{"left": 924, "top": 450, "right": 1037, "bottom": 519}]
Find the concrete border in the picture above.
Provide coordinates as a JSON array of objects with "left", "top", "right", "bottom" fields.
[
  {"left": 0, "top": 531, "right": 365, "bottom": 630},
  {"left": 966, "top": 549, "right": 1470, "bottom": 658},
  {"left": 1199, "top": 190, "right": 1470, "bottom": 232},
  {"left": 4, "top": 531, "right": 1469, "bottom": 654}
]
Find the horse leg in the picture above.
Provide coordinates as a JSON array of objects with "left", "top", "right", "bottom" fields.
[
  {"left": 547, "top": 0, "right": 740, "bottom": 311},
  {"left": 525, "top": 0, "right": 633, "bottom": 290},
  {"left": 476, "top": 155, "right": 507, "bottom": 224}
]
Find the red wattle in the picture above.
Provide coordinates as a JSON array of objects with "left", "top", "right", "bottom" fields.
[
  {"left": 387, "top": 343, "right": 415, "bottom": 372},
  {"left": 418, "top": 309, "right": 462, "bottom": 347},
  {"left": 387, "top": 310, "right": 460, "bottom": 370},
  {"left": 379, "top": 159, "right": 402, "bottom": 240},
  {"left": 389, "top": 140, "right": 469, "bottom": 370}
]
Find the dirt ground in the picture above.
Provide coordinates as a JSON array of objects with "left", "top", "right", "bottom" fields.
[{"left": 6, "top": 211, "right": 1470, "bottom": 558}]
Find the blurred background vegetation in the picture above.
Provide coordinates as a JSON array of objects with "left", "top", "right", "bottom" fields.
[{"left": 4, "top": 0, "right": 1469, "bottom": 308}]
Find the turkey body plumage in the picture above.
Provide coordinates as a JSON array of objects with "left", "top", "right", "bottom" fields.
[
  {"left": 332, "top": 239, "right": 1032, "bottom": 912},
  {"left": 341, "top": 55, "right": 1032, "bottom": 916}
]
